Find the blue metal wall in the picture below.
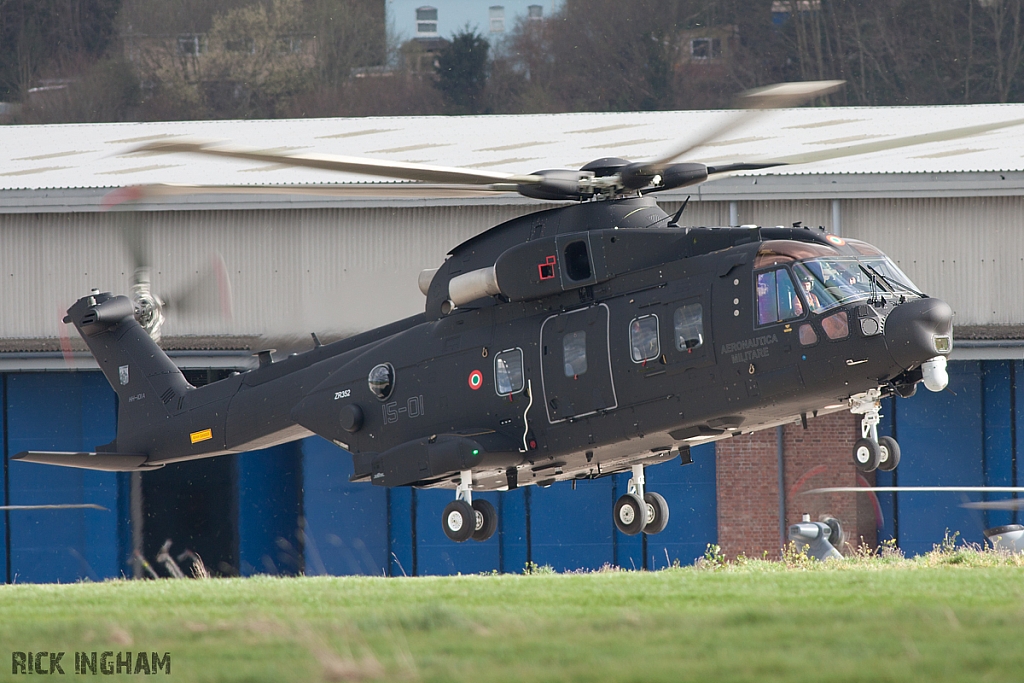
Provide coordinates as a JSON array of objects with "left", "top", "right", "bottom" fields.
[
  {"left": 1, "top": 370, "right": 713, "bottom": 582},
  {"left": 876, "top": 360, "right": 1023, "bottom": 556},
  {"left": 301, "top": 437, "right": 389, "bottom": 576},
  {"left": 13, "top": 357, "right": 1022, "bottom": 581},
  {"left": 302, "top": 441, "right": 718, "bottom": 576},
  {"left": 3, "top": 373, "right": 122, "bottom": 583},
  {"left": 237, "top": 442, "right": 303, "bottom": 576}
]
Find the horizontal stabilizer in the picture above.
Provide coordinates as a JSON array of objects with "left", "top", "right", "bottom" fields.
[{"left": 12, "top": 451, "right": 158, "bottom": 472}]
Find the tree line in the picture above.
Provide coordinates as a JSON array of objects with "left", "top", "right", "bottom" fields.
[{"left": 4, "top": 0, "right": 1024, "bottom": 124}]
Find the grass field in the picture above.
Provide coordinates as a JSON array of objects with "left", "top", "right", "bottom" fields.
[{"left": 2, "top": 544, "right": 1024, "bottom": 682}]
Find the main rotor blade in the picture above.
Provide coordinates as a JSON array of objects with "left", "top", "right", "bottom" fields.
[
  {"left": 113, "top": 182, "right": 519, "bottom": 201},
  {"left": 0, "top": 504, "right": 109, "bottom": 511},
  {"left": 961, "top": 499, "right": 1024, "bottom": 511},
  {"left": 804, "top": 486, "right": 1024, "bottom": 493},
  {"left": 131, "top": 140, "right": 545, "bottom": 186},
  {"left": 754, "top": 116, "right": 1024, "bottom": 168},
  {"left": 646, "top": 80, "right": 845, "bottom": 169}
]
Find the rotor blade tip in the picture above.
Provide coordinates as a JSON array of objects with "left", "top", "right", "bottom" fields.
[
  {"left": 738, "top": 80, "right": 846, "bottom": 109},
  {"left": 101, "top": 185, "right": 146, "bottom": 209}
]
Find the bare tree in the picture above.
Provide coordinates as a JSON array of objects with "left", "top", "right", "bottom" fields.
[
  {"left": 307, "top": 0, "right": 385, "bottom": 87},
  {"left": 975, "top": 0, "right": 1024, "bottom": 102},
  {"left": 202, "top": 0, "right": 311, "bottom": 117}
]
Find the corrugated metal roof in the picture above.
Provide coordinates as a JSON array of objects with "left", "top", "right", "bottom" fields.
[{"left": 4, "top": 104, "right": 1024, "bottom": 194}]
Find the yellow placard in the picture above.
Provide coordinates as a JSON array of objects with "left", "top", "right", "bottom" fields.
[{"left": 190, "top": 428, "right": 213, "bottom": 444}]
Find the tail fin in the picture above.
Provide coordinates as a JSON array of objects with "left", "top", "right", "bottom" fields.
[{"left": 65, "top": 292, "right": 192, "bottom": 454}]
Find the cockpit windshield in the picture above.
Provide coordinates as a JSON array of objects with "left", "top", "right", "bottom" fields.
[{"left": 791, "top": 256, "right": 920, "bottom": 314}]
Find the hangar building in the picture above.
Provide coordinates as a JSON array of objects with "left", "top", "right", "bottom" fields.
[{"left": 1, "top": 104, "right": 1023, "bottom": 581}]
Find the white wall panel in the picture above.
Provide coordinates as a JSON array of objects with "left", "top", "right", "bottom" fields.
[
  {"left": 734, "top": 199, "right": 833, "bottom": 231},
  {"left": 0, "top": 196, "right": 1020, "bottom": 345},
  {"left": 843, "top": 197, "right": 1024, "bottom": 328},
  {"left": 0, "top": 204, "right": 548, "bottom": 344}
]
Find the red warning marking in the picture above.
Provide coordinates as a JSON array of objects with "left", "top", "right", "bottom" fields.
[
  {"left": 468, "top": 370, "right": 483, "bottom": 390},
  {"left": 538, "top": 255, "right": 557, "bottom": 280}
]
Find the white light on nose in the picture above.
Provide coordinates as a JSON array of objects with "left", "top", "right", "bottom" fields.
[{"left": 921, "top": 356, "right": 948, "bottom": 392}]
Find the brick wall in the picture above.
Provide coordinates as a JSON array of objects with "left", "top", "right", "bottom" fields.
[
  {"left": 782, "top": 412, "right": 876, "bottom": 552},
  {"left": 715, "top": 427, "right": 782, "bottom": 559},
  {"left": 716, "top": 411, "right": 877, "bottom": 559}
]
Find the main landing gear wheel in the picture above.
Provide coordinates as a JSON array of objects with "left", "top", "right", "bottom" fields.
[
  {"left": 443, "top": 500, "right": 475, "bottom": 542},
  {"left": 642, "top": 492, "right": 670, "bottom": 535},
  {"left": 614, "top": 493, "right": 647, "bottom": 535},
  {"left": 471, "top": 499, "right": 497, "bottom": 542},
  {"left": 877, "top": 436, "right": 901, "bottom": 472},
  {"left": 853, "top": 437, "right": 881, "bottom": 472}
]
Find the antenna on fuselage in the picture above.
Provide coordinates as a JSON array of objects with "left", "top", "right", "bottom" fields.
[{"left": 668, "top": 196, "right": 690, "bottom": 227}]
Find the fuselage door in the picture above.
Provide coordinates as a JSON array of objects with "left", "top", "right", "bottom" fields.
[{"left": 540, "top": 304, "right": 617, "bottom": 423}]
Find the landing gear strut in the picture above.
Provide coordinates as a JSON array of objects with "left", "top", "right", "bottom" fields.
[
  {"left": 613, "top": 464, "right": 670, "bottom": 536},
  {"left": 849, "top": 389, "right": 901, "bottom": 473},
  {"left": 442, "top": 470, "right": 498, "bottom": 543}
]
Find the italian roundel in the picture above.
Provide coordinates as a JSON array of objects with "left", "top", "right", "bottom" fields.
[{"left": 468, "top": 370, "right": 483, "bottom": 390}]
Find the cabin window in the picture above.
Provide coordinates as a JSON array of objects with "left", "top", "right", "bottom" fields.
[
  {"left": 563, "top": 331, "right": 588, "bottom": 377},
  {"left": 674, "top": 304, "right": 704, "bottom": 351},
  {"left": 494, "top": 348, "right": 524, "bottom": 395},
  {"left": 629, "top": 315, "right": 660, "bottom": 362},
  {"left": 563, "top": 240, "right": 592, "bottom": 281},
  {"left": 822, "top": 311, "right": 850, "bottom": 340},
  {"left": 799, "top": 323, "right": 818, "bottom": 346},
  {"left": 756, "top": 268, "right": 804, "bottom": 326},
  {"left": 368, "top": 363, "right": 395, "bottom": 400}
]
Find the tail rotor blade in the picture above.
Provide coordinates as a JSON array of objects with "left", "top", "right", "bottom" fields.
[{"left": 163, "top": 253, "right": 234, "bottom": 323}]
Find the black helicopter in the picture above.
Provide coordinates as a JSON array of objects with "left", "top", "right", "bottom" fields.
[{"left": 18, "top": 81, "right": 992, "bottom": 543}]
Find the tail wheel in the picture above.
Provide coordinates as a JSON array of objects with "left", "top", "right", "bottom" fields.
[
  {"left": 853, "top": 438, "right": 881, "bottom": 472},
  {"left": 642, "top": 492, "right": 670, "bottom": 535},
  {"left": 614, "top": 493, "right": 647, "bottom": 535},
  {"left": 442, "top": 500, "right": 475, "bottom": 542},
  {"left": 471, "top": 499, "right": 498, "bottom": 542},
  {"left": 877, "top": 436, "right": 901, "bottom": 472}
]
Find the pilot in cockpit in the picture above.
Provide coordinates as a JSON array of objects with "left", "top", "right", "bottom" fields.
[{"left": 800, "top": 276, "right": 821, "bottom": 310}]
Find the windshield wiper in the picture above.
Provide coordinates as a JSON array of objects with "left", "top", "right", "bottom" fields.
[{"left": 862, "top": 263, "right": 924, "bottom": 298}]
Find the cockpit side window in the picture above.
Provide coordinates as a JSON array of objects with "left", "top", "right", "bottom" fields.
[
  {"left": 756, "top": 271, "right": 778, "bottom": 325},
  {"left": 777, "top": 270, "right": 804, "bottom": 320},
  {"left": 756, "top": 268, "right": 804, "bottom": 326}
]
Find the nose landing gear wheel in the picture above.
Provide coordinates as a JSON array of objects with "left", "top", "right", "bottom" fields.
[
  {"left": 642, "top": 492, "right": 670, "bottom": 535},
  {"left": 443, "top": 500, "right": 475, "bottom": 542},
  {"left": 614, "top": 493, "right": 648, "bottom": 535},
  {"left": 877, "top": 436, "right": 901, "bottom": 472},
  {"left": 471, "top": 499, "right": 498, "bottom": 542},
  {"left": 853, "top": 437, "right": 881, "bottom": 472}
]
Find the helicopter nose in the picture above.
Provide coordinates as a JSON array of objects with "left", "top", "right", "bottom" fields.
[{"left": 883, "top": 297, "right": 953, "bottom": 370}]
